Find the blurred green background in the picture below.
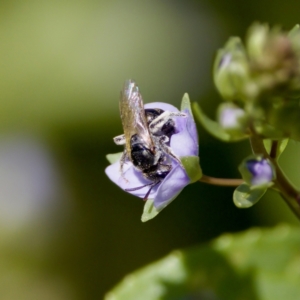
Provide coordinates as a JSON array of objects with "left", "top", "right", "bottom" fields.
[{"left": 0, "top": 0, "right": 300, "bottom": 299}]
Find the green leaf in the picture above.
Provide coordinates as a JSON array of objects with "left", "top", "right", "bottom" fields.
[
  {"left": 233, "top": 182, "right": 267, "bottom": 208},
  {"left": 180, "top": 93, "right": 193, "bottom": 114},
  {"left": 253, "top": 121, "right": 287, "bottom": 139},
  {"left": 192, "top": 102, "right": 248, "bottom": 142},
  {"left": 288, "top": 24, "right": 300, "bottom": 38},
  {"left": 263, "top": 139, "right": 289, "bottom": 160},
  {"left": 269, "top": 101, "right": 300, "bottom": 141},
  {"left": 105, "top": 225, "right": 300, "bottom": 300},
  {"left": 288, "top": 25, "right": 300, "bottom": 63},
  {"left": 141, "top": 199, "right": 160, "bottom": 222},
  {"left": 141, "top": 190, "right": 182, "bottom": 222},
  {"left": 180, "top": 156, "right": 202, "bottom": 183},
  {"left": 106, "top": 152, "right": 123, "bottom": 164}
]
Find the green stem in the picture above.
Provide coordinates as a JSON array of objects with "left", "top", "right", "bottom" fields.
[
  {"left": 269, "top": 140, "right": 278, "bottom": 159},
  {"left": 199, "top": 175, "right": 243, "bottom": 187},
  {"left": 249, "top": 134, "right": 300, "bottom": 220}
]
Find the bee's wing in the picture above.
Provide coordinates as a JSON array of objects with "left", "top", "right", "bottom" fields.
[{"left": 120, "top": 80, "right": 154, "bottom": 157}]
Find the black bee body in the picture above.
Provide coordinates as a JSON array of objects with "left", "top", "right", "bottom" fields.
[
  {"left": 130, "top": 109, "right": 175, "bottom": 184},
  {"left": 145, "top": 108, "right": 176, "bottom": 138},
  {"left": 114, "top": 80, "right": 185, "bottom": 200}
]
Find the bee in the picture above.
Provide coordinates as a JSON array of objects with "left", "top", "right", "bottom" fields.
[{"left": 113, "top": 80, "right": 186, "bottom": 200}]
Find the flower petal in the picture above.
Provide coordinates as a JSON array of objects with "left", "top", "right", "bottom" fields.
[
  {"left": 246, "top": 159, "right": 274, "bottom": 186},
  {"left": 172, "top": 108, "right": 198, "bottom": 157},
  {"left": 144, "top": 102, "right": 179, "bottom": 112},
  {"left": 238, "top": 155, "right": 275, "bottom": 188},
  {"left": 106, "top": 101, "right": 199, "bottom": 210},
  {"left": 105, "top": 160, "right": 159, "bottom": 199},
  {"left": 145, "top": 102, "right": 199, "bottom": 157},
  {"left": 154, "top": 163, "right": 190, "bottom": 210}
]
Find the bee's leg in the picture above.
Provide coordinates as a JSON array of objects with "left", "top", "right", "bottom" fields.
[
  {"left": 143, "top": 181, "right": 160, "bottom": 201},
  {"left": 149, "top": 111, "right": 186, "bottom": 135},
  {"left": 119, "top": 150, "right": 129, "bottom": 181},
  {"left": 113, "top": 134, "right": 125, "bottom": 145},
  {"left": 152, "top": 148, "right": 162, "bottom": 166},
  {"left": 158, "top": 136, "right": 184, "bottom": 168},
  {"left": 125, "top": 180, "right": 160, "bottom": 201},
  {"left": 113, "top": 134, "right": 128, "bottom": 179}
]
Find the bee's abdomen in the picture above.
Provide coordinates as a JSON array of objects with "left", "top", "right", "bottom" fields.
[
  {"left": 130, "top": 134, "right": 155, "bottom": 170},
  {"left": 145, "top": 164, "right": 171, "bottom": 180}
]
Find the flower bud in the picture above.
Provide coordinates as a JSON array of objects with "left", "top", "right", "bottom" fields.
[
  {"left": 246, "top": 23, "right": 269, "bottom": 60},
  {"left": 287, "top": 24, "right": 300, "bottom": 97},
  {"left": 238, "top": 156, "right": 275, "bottom": 188},
  {"left": 288, "top": 24, "right": 300, "bottom": 54},
  {"left": 246, "top": 23, "right": 300, "bottom": 97},
  {"left": 217, "top": 103, "right": 248, "bottom": 135},
  {"left": 213, "top": 37, "right": 250, "bottom": 100}
]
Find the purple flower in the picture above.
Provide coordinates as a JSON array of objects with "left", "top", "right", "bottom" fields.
[
  {"left": 105, "top": 101, "right": 199, "bottom": 213},
  {"left": 218, "top": 103, "right": 247, "bottom": 131},
  {"left": 239, "top": 156, "right": 275, "bottom": 187},
  {"left": 246, "top": 159, "right": 274, "bottom": 186}
]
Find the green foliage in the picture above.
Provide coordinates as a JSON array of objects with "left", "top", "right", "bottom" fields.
[
  {"left": 233, "top": 182, "right": 267, "bottom": 208},
  {"left": 180, "top": 93, "right": 193, "bottom": 112},
  {"left": 212, "top": 23, "right": 300, "bottom": 143},
  {"left": 213, "top": 37, "right": 249, "bottom": 101},
  {"left": 106, "top": 152, "right": 123, "bottom": 164},
  {"left": 263, "top": 139, "right": 289, "bottom": 160},
  {"left": 192, "top": 102, "right": 248, "bottom": 142},
  {"left": 105, "top": 225, "right": 300, "bottom": 300},
  {"left": 180, "top": 156, "right": 202, "bottom": 183},
  {"left": 141, "top": 199, "right": 160, "bottom": 222},
  {"left": 268, "top": 101, "right": 300, "bottom": 141},
  {"left": 141, "top": 192, "right": 181, "bottom": 222}
]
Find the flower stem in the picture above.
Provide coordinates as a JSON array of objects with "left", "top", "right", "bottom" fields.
[
  {"left": 249, "top": 134, "right": 300, "bottom": 220},
  {"left": 269, "top": 140, "right": 278, "bottom": 159},
  {"left": 199, "top": 175, "right": 243, "bottom": 187}
]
